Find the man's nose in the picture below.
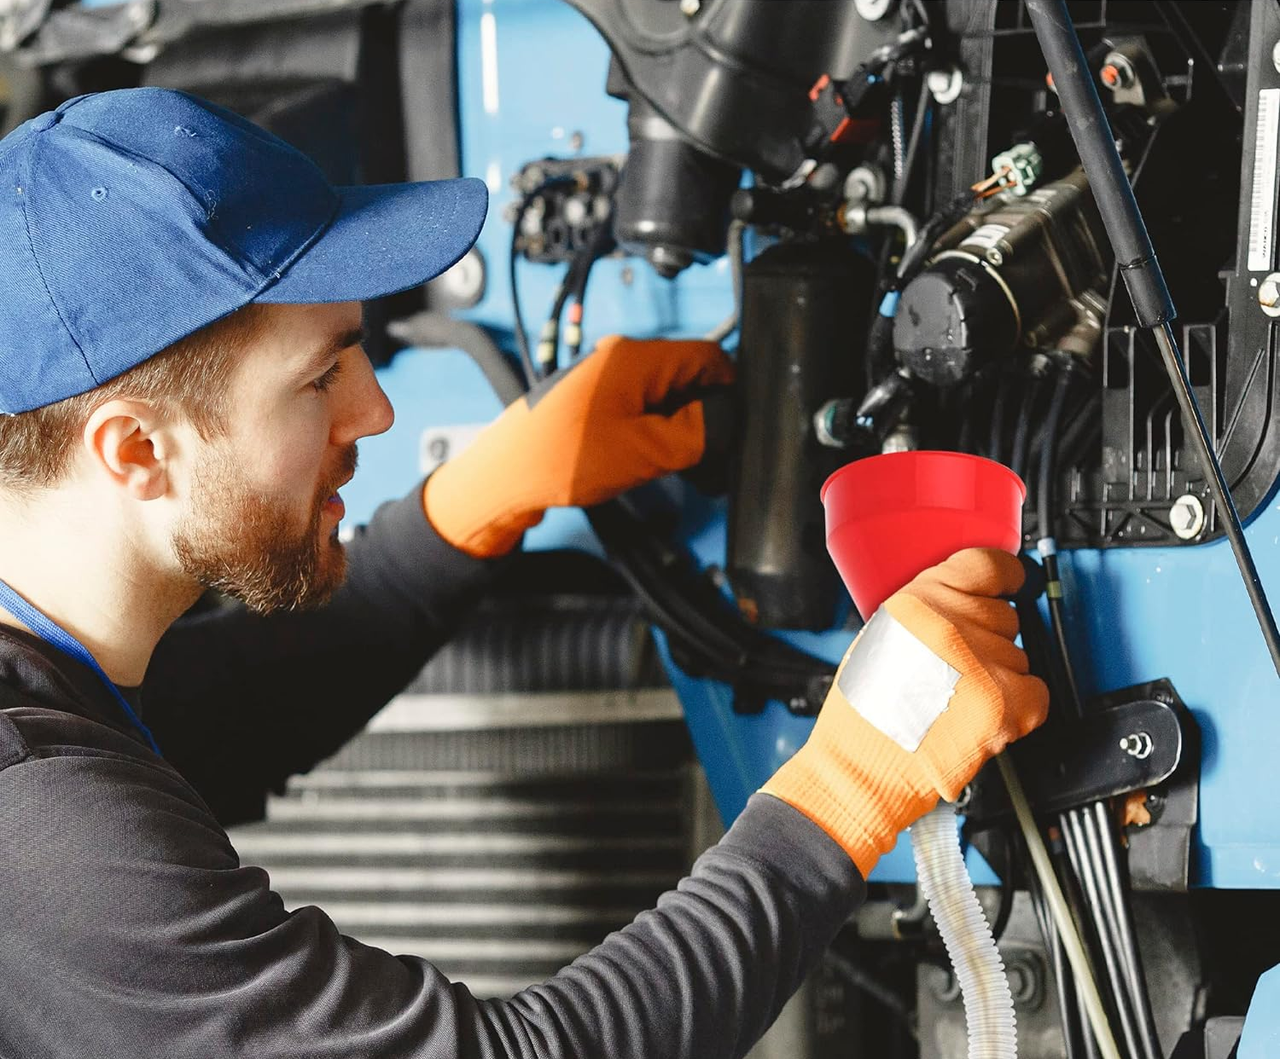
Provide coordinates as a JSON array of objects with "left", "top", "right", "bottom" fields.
[{"left": 335, "top": 350, "right": 395, "bottom": 444}]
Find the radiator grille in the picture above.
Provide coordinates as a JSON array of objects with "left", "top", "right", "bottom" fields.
[{"left": 229, "top": 706, "right": 694, "bottom": 999}]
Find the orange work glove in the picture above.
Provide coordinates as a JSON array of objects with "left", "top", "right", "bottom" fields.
[
  {"left": 424, "top": 335, "right": 734, "bottom": 557},
  {"left": 762, "top": 549, "right": 1049, "bottom": 878}
]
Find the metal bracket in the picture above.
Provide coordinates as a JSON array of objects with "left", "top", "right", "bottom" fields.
[{"left": 966, "top": 686, "right": 1191, "bottom": 823}]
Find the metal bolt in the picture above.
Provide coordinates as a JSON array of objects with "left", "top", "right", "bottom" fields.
[
  {"left": 427, "top": 437, "right": 450, "bottom": 462},
  {"left": 928, "top": 66, "right": 965, "bottom": 106},
  {"left": 1100, "top": 53, "right": 1136, "bottom": 91},
  {"left": 679, "top": 0, "right": 700, "bottom": 16},
  {"left": 1119, "top": 732, "right": 1154, "bottom": 760},
  {"left": 1169, "top": 493, "right": 1205, "bottom": 539},
  {"left": 433, "top": 248, "right": 487, "bottom": 308},
  {"left": 927, "top": 965, "right": 962, "bottom": 1003},
  {"left": 987, "top": 248, "right": 1005, "bottom": 267},
  {"left": 843, "top": 164, "right": 886, "bottom": 208},
  {"left": 1260, "top": 273, "right": 1280, "bottom": 317},
  {"left": 854, "top": 0, "right": 896, "bottom": 20},
  {"left": 1005, "top": 955, "right": 1044, "bottom": 1009}
]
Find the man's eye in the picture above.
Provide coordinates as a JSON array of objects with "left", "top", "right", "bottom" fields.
[{"left": 312, "top": 361, "right": 343, "bottom": 393}]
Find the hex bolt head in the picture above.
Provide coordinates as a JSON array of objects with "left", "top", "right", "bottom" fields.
[
  {"left": 1261, "top": 273, "right": 1280, "bottom": 317},
  {"left": 1119, "top": 732, "right": 1154, "bottom": 759},
  {"left": 1169, "top": 493, "right": 1206, "bottom": 540},
  {"left": 987, "top": 248, "right": 1005, "bottom": 267}
]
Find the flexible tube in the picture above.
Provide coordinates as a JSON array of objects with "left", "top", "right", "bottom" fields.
[{"left": 911, "top": 803, "right": 1017, "bottom": 1058}]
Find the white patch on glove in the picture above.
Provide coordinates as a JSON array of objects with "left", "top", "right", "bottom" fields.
[{"left": 836, "top": 609, "right": 960, "bottom": 753}]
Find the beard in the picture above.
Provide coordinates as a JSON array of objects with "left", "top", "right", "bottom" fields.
[{"left": 172, "top": 443, "right": 358, "bottom": 614}]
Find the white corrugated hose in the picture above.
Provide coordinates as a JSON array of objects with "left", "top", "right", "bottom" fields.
[{"left": 911, "top": 803, "right": 1018, "bottom": 1059}]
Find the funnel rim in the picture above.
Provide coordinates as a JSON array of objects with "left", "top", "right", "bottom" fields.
[{"left": 820, "top": 450, "right": 1027, "bottom": 506}]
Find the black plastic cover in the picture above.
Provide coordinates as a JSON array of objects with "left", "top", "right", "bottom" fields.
[{"left": 894, "top": 257, "right": 1019, "bottom": 387}]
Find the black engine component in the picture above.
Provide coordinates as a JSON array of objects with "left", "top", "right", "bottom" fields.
[
  {"left": 510, "top": 154, "right": 621, "bottom": 266},
  {"left": 567, "top": 0, "right": 899, "bottom": 181},
  {"left": 609, "top": 90, "right": 740, "bottom": 278},
  {"left": 728, "top": 239, "right": 875, "bottom": 631},
  {"left": 895, "top": 170, "right": 1111, "bottom": 387},
  {"left": 570, "top": 0, "right": 902, "bottom": 274}
]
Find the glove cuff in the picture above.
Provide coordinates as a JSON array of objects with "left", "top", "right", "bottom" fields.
[
  {"left": 422, "top": 468, "right": 543, "bottom": 559},
  {"left": 761, "top": 711, "right": 934, "bottom": 878}
]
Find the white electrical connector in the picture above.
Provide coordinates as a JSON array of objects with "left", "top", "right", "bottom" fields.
[{"left": 989, "top": 143, "right": 1045, "bottom": 196}]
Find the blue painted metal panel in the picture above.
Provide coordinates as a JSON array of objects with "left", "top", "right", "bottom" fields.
[{"left": 1238, "top": 964, "right": 1280, "bottom": 1058}]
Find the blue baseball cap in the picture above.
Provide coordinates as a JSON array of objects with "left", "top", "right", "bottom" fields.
[{"left": 0, "top": 87, "right": 489, "bottom": 414}]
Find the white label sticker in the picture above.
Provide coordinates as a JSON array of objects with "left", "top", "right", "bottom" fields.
[
  {"left": 962, "top": 224, "right": 1010, "bottom": 252},
  {"left": 836, "top": 610, "right": 960, "bottom": 753},
  {"left": 419, "top": 423, "right": 487, "bottom": 475},
  {"left": 1248, "top": 88, "right": 1280, "bottom": 273}
]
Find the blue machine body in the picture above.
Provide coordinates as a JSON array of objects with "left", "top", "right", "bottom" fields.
[{"left": 330, "top": 0, "right": 1280, "bottom": 893}]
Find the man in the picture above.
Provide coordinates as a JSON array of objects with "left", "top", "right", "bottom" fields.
[{"left": 0, "top": 88, "right": 1047, "bottom": 1057}]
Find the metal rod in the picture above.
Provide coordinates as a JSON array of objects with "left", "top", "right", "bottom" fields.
[
  {"left": 998, "top": 758, "right": 1121, "bottom": 1059},
  {"left": 999, "top": 755, "right": 1124, "bottom": 1059},
  {"left": 1024, "top": 0, "right": 1280, "bottom": 680},
  {"left": 1079, "top": 810, "right": 1158, "bottom": 1059},
  {"left": 1091, "top": 802, "right": 1164, "bottom": 1059},
  {"left": 1030, "top": 874, "right": 1086, "bottom": 1059},
  {"left": 1062, "top": 811, "right": 1143, "bottom": 1059}
]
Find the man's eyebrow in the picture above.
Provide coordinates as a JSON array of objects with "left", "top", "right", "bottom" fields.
[{"left": 301, "top": 326, "right": 367, "bottom": 375}]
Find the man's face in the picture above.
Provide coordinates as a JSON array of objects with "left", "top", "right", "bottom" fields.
[{"left": 171, "top": 302, "right": 394, "bottom": 613}]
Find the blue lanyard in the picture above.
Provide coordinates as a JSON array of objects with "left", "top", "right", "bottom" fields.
[{"left": 0, "top": 577, "right": 161, "bottom": 756}]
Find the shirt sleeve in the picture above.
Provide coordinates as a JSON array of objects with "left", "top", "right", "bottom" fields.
[
  {"left": 0, "top": 737, "right": 864, "bottom": 1059},
  {"left": 142, "top": 482, "right": 508, "bottom": 826}
]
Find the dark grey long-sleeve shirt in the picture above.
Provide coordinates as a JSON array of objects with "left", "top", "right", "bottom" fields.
[{"left": 0, "top": 487, "right": 864, "bottom": 1059}]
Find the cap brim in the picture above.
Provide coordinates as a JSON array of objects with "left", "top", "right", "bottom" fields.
[{"left": 255, "top": 176, "right": 488, "bottom": 304}]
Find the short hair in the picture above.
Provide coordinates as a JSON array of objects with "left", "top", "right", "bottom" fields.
[{"left": 0, "top": 305, "right": 266, "bottom": 493}]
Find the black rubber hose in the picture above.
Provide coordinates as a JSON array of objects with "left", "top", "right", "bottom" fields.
[
  {"left": 1038, "top": 367, "right": 1084, "bottom": 717},
  {"left": 1011, "top": 374, "right": 1044, "bottom": 482},
  {"left": 989, "top": 372, "right": 1012, "bottom": 464},
  {"left": 586, "top": 502, "right": 835, "bottom": 705},
  {"left": 509, "top": 204, "right": 539, "bottom": 387},
  {"left": 1036, "top": 369, "right": 1070, "bottom": 545},
  {"left": 387, "top": 312, "right": 526, "bottom": 407},
  {"left": 1027, "top": 854, "right": 1087, "bottom": 1059}
]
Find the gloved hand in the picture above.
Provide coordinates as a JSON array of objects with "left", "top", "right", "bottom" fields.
[
  {"left": 761, "top": 548, "right": 1049, "bottom": 878},
  {"left": 424, "top": 335, "right": 734, "bottom": 558}
]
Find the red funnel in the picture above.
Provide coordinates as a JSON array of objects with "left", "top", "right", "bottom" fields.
[{"left": 821, "top": 451, "right": 1026, "bottom": 618}]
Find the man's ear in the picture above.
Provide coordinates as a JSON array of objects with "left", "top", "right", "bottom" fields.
[{"left": 82, "top": 399, "right": 179, "bottom": 502}]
